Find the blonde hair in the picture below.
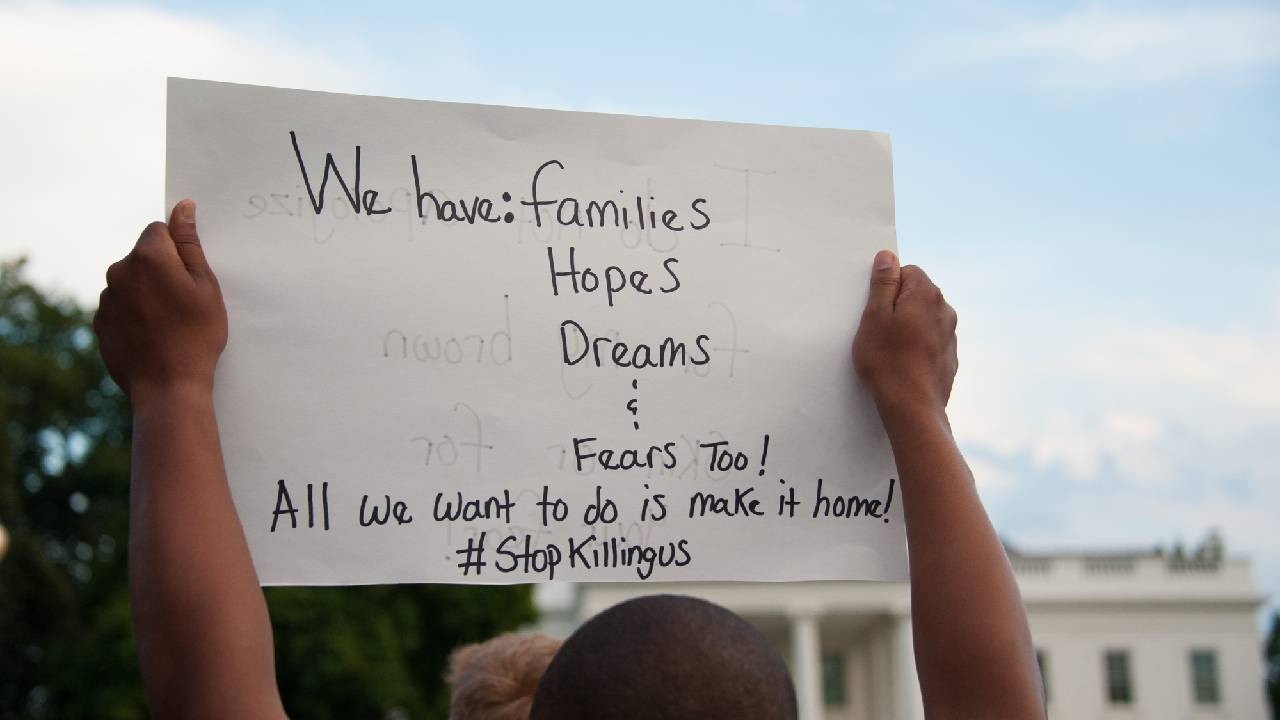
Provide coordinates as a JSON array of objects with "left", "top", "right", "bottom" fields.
[{"left": 447, "top": 632, "right": 563, "bottom": 720}]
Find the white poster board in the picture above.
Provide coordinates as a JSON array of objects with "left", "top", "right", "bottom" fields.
[{"left": 165, "top": 78, "right": 904, "bottom": 585}]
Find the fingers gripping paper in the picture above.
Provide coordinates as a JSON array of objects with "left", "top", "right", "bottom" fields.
[{"left": 165, "top": 78, "right": 904, "bottom": 585}]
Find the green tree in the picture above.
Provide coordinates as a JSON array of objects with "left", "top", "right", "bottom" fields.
[
  {"left": 0, "top": 258, "right": 137, "bottom": 719},
  {"left": 0, "top": 260, "right": 534, "bottom": 719}
]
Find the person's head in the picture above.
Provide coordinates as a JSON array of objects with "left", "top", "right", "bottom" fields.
[
  {"left": 447, "top": 632, "right": 563, "bottom": 720},
  {"left": 530, "top": 594, "right": 797, "bottom": 720}
]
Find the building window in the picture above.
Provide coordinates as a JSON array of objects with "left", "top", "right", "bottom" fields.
[
  {"left": 822, "top": 652, "right": 846, "bottom": 707},
  {"left": 1035, "top": 649, "right": 1050, "bottom": 702},
  {"left": 1190, "top": 649, "right": 1220, "bottom": 704},
  {"left": 1104, "top": 650, "right": 1133, "bottom": 704}
]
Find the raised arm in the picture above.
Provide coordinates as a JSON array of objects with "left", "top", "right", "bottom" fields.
[
  {"left": 853, "top": 250, "right": 1045, "bottom": 720},
  {"left": 94, "top": 201, "right": 287, "bottom": 719}
]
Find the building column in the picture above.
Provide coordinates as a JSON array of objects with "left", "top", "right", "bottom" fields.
[
  {"left": 848, "top": 643, "right": 870, "bottom": 720},
  {"left": 790, "top": 612, "right": 823, "bottom": 720},
  {"left": 869, "top": 622, "right": 891, "bottom": 719},
  {"left": 891, "top": 614, "right": 923, "bottom": 720}
]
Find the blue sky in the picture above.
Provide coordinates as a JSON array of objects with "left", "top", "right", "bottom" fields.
[{"left": 2, "top": 0, "right": 1277, "bottom": 616}]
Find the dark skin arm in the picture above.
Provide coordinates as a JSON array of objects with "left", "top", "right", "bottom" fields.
[
  {"left": 854, "top": 250, "right": 1045, "bottom": 720},
  {"left": 95, "top": 200, "right": 287, "bottom": 720}
]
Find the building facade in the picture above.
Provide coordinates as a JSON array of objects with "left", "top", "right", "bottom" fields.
[{"left": 537, "top": 540, "right": 1270, "bottom": 720}]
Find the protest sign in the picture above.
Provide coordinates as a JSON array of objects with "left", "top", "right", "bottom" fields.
[{"left": 166, "top": 78, "right": 904, "bottom": 584}]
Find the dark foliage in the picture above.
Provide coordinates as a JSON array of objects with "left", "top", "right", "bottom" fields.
[{"left": 0, "top": 260, "right": 534, "bottom": 719}]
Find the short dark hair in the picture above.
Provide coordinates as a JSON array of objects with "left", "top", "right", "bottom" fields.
[{"left": 530, "top": 594, "right": 798, "bottom": 720}]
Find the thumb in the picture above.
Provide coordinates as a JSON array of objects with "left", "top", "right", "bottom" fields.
[
  {"left": 167, "top": 199, "right": 210, "bottom": 278},
  {"left": 864, "top": 249, "right": 902, "bottom": 316}
]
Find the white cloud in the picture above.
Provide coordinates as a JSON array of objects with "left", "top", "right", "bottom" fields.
[
  {"left": 1074, "top": 323, "right": 1280, "bottom": 412},
  {"left": 979, "top": 6, "right": 1280, "bottom": 88},
  {"left": 956, "top": 311, "right": 1280, "bottom": 484},
  {"left": 937, "top": 251, "right": 1280, "bottom": 610},
  {"left": 967, "top": 456, "right": 1018, "bottom": 495},
  {"left": 0, "top": 1, "right": 383, "bottom": 305}
]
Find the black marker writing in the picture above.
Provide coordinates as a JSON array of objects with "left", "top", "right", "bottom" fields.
[
  {"left": 521, "top": 159, "right": 711, "bottom": 232},
  {"left": 290, "top": 131, "right": 391, "bottom": 216},
  {"left": 359, "top": 494, "right": 414, "bottom": 526},
  {"left": 270, "top": 479, "right": 330, "bottom": 532},
  {"left": 811, "top": 477, "right": 896, "bottom": 523},
  {"left": 546, "top": 246, "right": 681, "bottom": 308},
  {"left": 560, "top": 320, "right": 710, "bottom": 369}
]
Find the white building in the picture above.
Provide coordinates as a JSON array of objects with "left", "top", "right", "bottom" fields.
[{"left": 537, "top": 537, "right": 1270, "bottom": 720}]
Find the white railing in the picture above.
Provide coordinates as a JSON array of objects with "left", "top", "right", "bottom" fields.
[{"left": 1009, "top": 555, "right": 1242, "bottom": 580}]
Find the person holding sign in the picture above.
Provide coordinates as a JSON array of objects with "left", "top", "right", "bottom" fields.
[{"left": 94, "top": 201, "right": 1044, "bottom": 719}]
